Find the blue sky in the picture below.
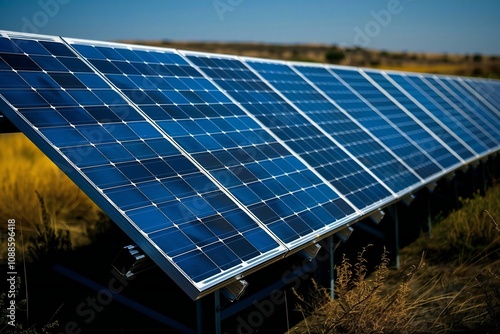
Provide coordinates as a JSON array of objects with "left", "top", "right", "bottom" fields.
[{"left": 0, "top": 0, "right": 499, "bottom": 55}]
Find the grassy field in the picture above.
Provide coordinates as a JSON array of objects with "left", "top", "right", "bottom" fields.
[
  {"left": 290, "top": 183, "right": 500, "bottom": 334},
  {"left": 0, "top": 133, "right": 103, "bottom": 255}
]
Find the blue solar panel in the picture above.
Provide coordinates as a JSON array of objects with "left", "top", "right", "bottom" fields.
[
  {"left": 68, "top": 40, "right": 358, "bottom": 250},
  {"left": 460, "top": 79, "right": 500, "bottom": 119},
  {"left": 382, "top": 73, "right": 477, "bottom": 161},
  {"left": 292, "top": 65, "right": 423, "bottom": 193},
  {"left": 400, "top": 74, "right": 491, "bottom": 155},
  {"left": 0, "top": 32, "right": 287, "bottom": 299},
  {"left": 1, "top": 30, "right": 499, "bottom": 302},
  {"left": 432, "top": 77, "right": 500, "bottom": 145},
  {"left": 325, "top": 68, "right": 444, "bottom": 179},
  {"left": 422, "top": 76, "right": 498, "bottom": 150},
  {"left": 242, "top": 59, "right": 395, "bottom": 209},
  {"left": 361, "top": 70, "right": 466, "bottom": 168}
]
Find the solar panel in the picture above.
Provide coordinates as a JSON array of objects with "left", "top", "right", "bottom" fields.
[
  {"left": 381, "top": 73, "right": 478, "bottom": 161},
  {"left": 0, "top": 32, "right": 289, "bottom": 299},
  {"left": 422, "top": 76, "right": 498, "bottom": 150},
  {"left": 66, "top": 40, "right": 359, "bottom": 249},
  {"left": 433, "top": 77, "right": 500, "bottom": 142},
  {"left": 400, "top": 74, "right": 492, "bottom": 155},
  {"left": 241, "top": 59, "right": 397, "bottom": 210},
  {"left": 324, "top": 68, "right": 445, "bottom": 179},
  {"left": 459, "top": 78, "right": 500, "bottom": 118},
  {"left": 1, "top": 30, "right": 499, "bottom": 302},
  {"left": 360, "top": 70, "right": 466, "bottom": 168},
  {"left": 292, "top": 64, "right": 424, "bottom": 193}
]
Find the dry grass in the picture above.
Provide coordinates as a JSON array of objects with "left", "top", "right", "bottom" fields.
[
  {"left": 290, "top": 183, "right": 500, "bottom": 334},
  {"left": 0, "top": 133, "right": 104, "bottom": 255},
  {"left": 291, "top": 247, "right": 427, "bottom": 334},
  {"left": 292, "top": 246, "right": 426, "bottom": 334},
  {"left": 407, "top": 186, "right": 500, "bottom": 264}
]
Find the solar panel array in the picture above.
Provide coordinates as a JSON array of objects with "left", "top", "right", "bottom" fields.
[{"left": 0, "top": 31, "right": 498, "bottom": 300}]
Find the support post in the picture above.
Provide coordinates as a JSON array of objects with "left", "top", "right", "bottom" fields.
[
  {"left": 453, "top": 177, "right": 459, "bottom": 209},
  {"left": 387, "top": 205, "right": 400, "bottom": 269},
  {"left": 196, "top": 299, "right": 203, "bottom": 334},
  {"left": 427, "top": 197, "right": 433, "bottom": 238},
  {"left": 481, "top": 160, "right": 487, "bottom": 194},
  {"left": 328, "top": 234, "right": 335, "bottom": 300},
  {"left": 394, "top": 205, "right": 400, "bottom": 269},
  {"left": 215, "top": 291, "right": 221, "bottom": 334}
]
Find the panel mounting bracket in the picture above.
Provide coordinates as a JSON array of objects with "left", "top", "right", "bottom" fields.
[
  {"left": 445, "top": 172, "right": 455, "bottom": 182},
  {"left": 112, "top": 244, "right": 155, "bottom": 277},
  {"left": 426, "top": 182, "right": 438, "bottom": 193},
  {"left": 335, "top": 226, "right": 354, "bottom": 242},
  {"left": 369, "top": 209, "right": 385, "bottom": 224},
  {"left": 221, "top": 278, "right": 249, "bottom": 302},
  {"left": 299, "top": 242, "right": 322, "bottom": 262},
  {"left": 401, "top": 194, "right": 415, "bottom": 207}
]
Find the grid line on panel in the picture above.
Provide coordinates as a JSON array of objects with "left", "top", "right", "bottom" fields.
[
  {"left": 56, "top": 41, "right": 292, "bottom": 277},
  {"left": 291, "top": 64, "right": 424, "bottom": 194},
  {"left": 360, "top": 70, "right": 465, "bottom": 168},
  {"left": 242, "top": 58, "right": 397, "bottom": 210},
  {"left": 452, "top": 79, "right": 500, "bottom": 136},
  {"left": 68, "top": 40, "right": 359, "bottom": 250},
  {"left": 64, "top": 39, "right": 297, "bottom": 250},
  {"left": 326, "top": 68, "right": 445, "bottom": 179},
  {"left": 456, "top": 78, "right": 500, "bottom": 120},
  {"left": 384, "top": 73, "right": 476, "bottom": 161},
  {"left": 433, "top": 77, "right": 500, "bottom": 142},
  {"left": 401, "top": 74, "right": 490, "bottom": 155},
  {"left": 420, "top": 76, "right": 497, "bottom": 150},
  {"left": 462, "top": 79, "right": 500, "bottom": 113},
  {"left": 477, "top": 80, "right": 500, "bottom": 113},
  {"left": 179, "top": 52, "right": 360, "bottom": 245},
  {"left": 0, "top": 32, "right": 286, "bottom": 297},
  {"left": 386, "top": 73, "right": 481, "bottom": 158}
]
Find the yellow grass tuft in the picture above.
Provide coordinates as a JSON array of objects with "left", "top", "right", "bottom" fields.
[
  {"left": 0, "top": 133, "right": 104, "bottom": 254},
  {"left": 291, "top": 183, "right": 500, "bottom": 334}
]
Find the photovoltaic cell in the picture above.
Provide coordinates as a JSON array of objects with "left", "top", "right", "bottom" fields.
[
  {"left": 326, "top": 68, "right": 443, "bottom": 179},
  {"left": 422, "top": 76, "right": 498, "bottom": 150},
  {"left": 381, "top": 73, "right": 477, "bottom": 161},
  {"left": 293, "top": 65, "right": 422, "bottom": 193},
  {"left": 400, "top": 74, "right": 490, "bottom": 154},
  {"left": 459, "top": 79, "right": 500, "bottom": 119},
  {"left": 361, "top": 70, "right": 465, "bottom": 168},
  {"left": 453, "top": 79, "right": 500, "bottom": 122},
  {"left": 463, "top": 79, "right": 500, "bottom": 113},
  {"left": 243, "top": 59, "right": 394, "bottom": 209},
  {"left": 0, "top": 33, "right": 286, "bottom": 299},
  {"left": 432, "top": 77, "right": 500, "bottom": 143},
  {"left": 68, "top": 40, "right": 357, "bottom": 250}
]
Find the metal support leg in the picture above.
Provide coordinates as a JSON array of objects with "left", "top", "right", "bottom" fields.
[
  {"left": 196, "top": 299, "right": 203, "bottom": 334},
  {"left": 453, "top": 178, "right": 459, "bottom": 209},
  {"left": 427, "top": 197, "right": 433, "bottom": 238},
  {"left": 393, "top": 205, "right": 400, "bottom": 269},
  {"left": 388, "top": 205, "right": 400, "bottom": 269},
  {"left": 328, "top": 235, "right": 335, "bottom": 299},
  {"left": 481, "top": 161, "right": 487, "bottom": 194},
  {"left": 215, "top": 291, "right": 221, "bottom": 334}
]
